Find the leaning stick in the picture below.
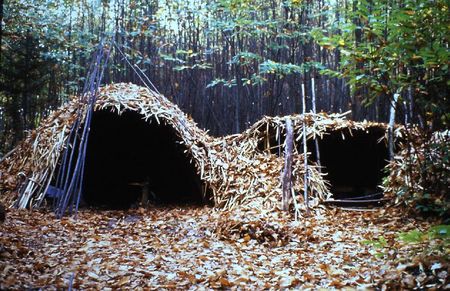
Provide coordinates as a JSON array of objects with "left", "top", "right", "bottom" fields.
[
  {"left": 311, "top": 77, "right": 321, "bottom": 170},
  {"left": 281, "top": 117, "right": 294, "bottom": 211},
  {"left": 301, "top": 83, "right": 310, "bottom": 215}
]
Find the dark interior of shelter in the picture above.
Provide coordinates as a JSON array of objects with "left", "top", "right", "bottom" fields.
[
  {"left": 82, "top": 110, "right": 208, "bottom": 209},
  {"left": 257, "top": 126, "right": 389, "bottom": 200},
  {"left": 307, "top": 128, "right": 389, "bottom": 200}
]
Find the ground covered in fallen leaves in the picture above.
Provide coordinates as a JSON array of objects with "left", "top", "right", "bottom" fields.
[{"left": 0, "top": 206, "right": 448, "bottom": 289}]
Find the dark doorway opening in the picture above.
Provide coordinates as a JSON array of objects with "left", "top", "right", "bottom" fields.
[
  {"left": 256, "top": 125, "right": 389, "bottom": 200},
  {"left": 308, "top": 128, "right": 389, "bottom": 200},
  {"left": 82, "top": 110, "right": 208, "bottom": 209}
]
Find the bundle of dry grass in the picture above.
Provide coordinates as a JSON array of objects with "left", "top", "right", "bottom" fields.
[{"left": 0, "top": 83, "right": 400, "bottom": 214}]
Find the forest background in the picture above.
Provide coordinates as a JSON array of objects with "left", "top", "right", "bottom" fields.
[{"left": 0, "top": 0, "right": 448, "bottom": 155}]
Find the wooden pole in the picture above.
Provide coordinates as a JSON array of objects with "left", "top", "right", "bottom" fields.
[
  {"left": 388, "top": 93, "right": 399, "bottom": 161},
  {"left": 311, "top": 78, "right": 321, "bottom": 169},
  {"left": 301, "top": 83, "right": 310, "bottom": 214},
  {"left": 281, "top": 117, "right": 294, "bottom": 211}
]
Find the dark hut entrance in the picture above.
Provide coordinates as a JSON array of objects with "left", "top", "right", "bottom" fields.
[
  {"left": 308, "top": 128, "right": 389, "bottom": 201},
  {"left": 257, "top": 124, "right": 389, "bottom": 202},
  {"left": 82, "top": 110, "right": 207, "bottom": 209}
]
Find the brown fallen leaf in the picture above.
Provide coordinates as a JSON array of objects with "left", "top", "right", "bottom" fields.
[
  {"left": 118, "top": 276, "right": 130, "bottom": 286},
  {"left": 319, "top": 263, "right": 330, "bottom": 273},
  {"left": 220, "top": 277, "right": 233, "bottom": 287},
  {"left": 329, "top": 279, "right": 345, "bottom": 288}
]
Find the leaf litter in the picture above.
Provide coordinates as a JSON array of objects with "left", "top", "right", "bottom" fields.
[{"left": 0, "top": 206, "right": 448, "bottom": 289}]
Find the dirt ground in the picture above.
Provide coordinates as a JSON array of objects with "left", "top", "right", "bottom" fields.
[{"left": 0, "top": 205, "right": 448, "bottom": 289}]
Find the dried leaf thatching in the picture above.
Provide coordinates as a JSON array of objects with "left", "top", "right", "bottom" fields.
[
  {"left": 383, "top": 128, "right": 449, "bottom": 215},
  {"left": 239, "top": 111, "right": 400, "bottom": 152},
  {"left": 0, "top": 83, "right": 400, "bottom": 213}
]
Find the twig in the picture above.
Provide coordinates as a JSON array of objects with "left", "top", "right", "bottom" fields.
[{"left": 0, "top": 148, "right": 17, "bottom": 164}]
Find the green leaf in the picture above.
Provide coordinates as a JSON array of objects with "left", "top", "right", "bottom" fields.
[
  {"left": 428, "top": 225, "right": 450, "bottom": 239},
  {"left": 398, "top": 230, "right": 424, "bottom": 243}
]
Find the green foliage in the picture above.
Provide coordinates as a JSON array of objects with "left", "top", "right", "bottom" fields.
[
  {"left": 259, "top": 60, "right": 305, "bottom": 75},
  {"left": 362, "top": 235, "right": 388, "bottom": 249},
  {"left": 362, "top": 235, "right": 389, "bottom": 258},
  {"left": 205, "top": 0, "right": 318, "bottom": 91},
  {"left": 312, "top": 0, "right": 449, "bottom": 129},
  {"left": 2, "top": 0, "right": 449, "bottom": 154},
  {"left": 0, "top": 0, "right": 77, "bottom": 149},
  {"left": 398, "top": 230, "right": 424, "bottom": 243},
  {"left": 230, "top": 52, "right": 262, "bottom": 65},
  {"left": 398, "top": 225, "right": 450, "bottom": 244},
  {"left": 428, "top": 225, "right": 450, "bottom": 240},
  {"left": 259, "top": 60, "right": 323, "bottom": 76},
  {"left": 363, "top": 225, "right": 449, "bottom": 260},
  {"left": 206, "top": 78, "right": 237, "bottom": 88}
]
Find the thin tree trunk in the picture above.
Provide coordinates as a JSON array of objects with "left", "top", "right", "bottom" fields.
[
  {"left": 388, "top": 93, "right": 399, "bottom": 160},
  {"left": 408, "top": 84, "right": 414, "bottom": 124},
  {"left": 0, "top": 0, "right": 3, "bottom": 62}
]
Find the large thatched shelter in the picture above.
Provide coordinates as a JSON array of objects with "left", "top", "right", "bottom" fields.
[
  {"left": 0, "top": 83, "right": 328, "bottom": 211},
  {"left": 0, "top": 83, "right": 216, "bottom": 209},
  {"left": 0, "top": 83, "right": 401, "bottom": 213}
]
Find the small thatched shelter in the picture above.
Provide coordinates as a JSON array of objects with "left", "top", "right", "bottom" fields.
[
  {"left": 0, "top": 83, "right": 401, "bottom": 213},
  {"left": 237, "top": 113, "right": 403, "bottom": 201}
]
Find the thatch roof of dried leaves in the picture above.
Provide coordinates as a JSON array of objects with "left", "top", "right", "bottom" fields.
[
  {"left": 239, "top": 112, "right": 397, "bottom": 150},
  {"left": 383, "top": 129, "right": 449, "bottom": 206},
  {"left": 0, "top": 83, "right": 398, "bottom": 211}
]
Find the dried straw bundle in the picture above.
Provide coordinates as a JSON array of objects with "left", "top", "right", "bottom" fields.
[{"left": 209, "top": 132, "right": 329, "bottom": 211}]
